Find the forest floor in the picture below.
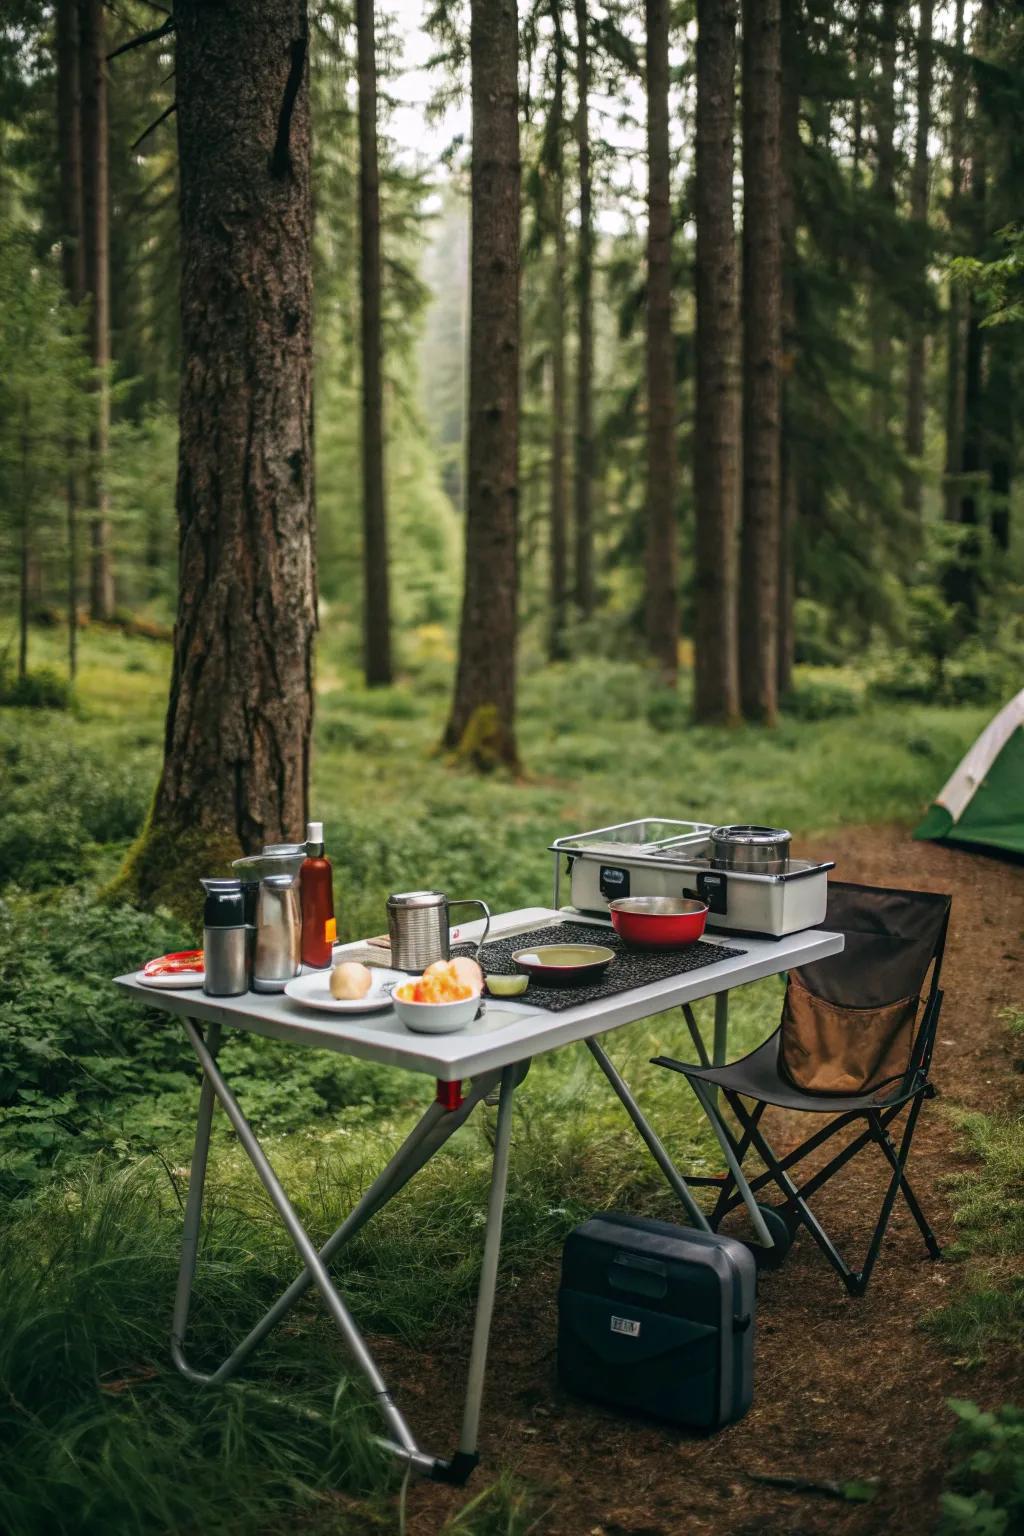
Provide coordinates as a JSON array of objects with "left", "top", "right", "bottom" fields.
[
  {"left": 1, "top": 625, "right": 1021, "bottom": 1536},
  {"left": 395, "top": 825, "right": 1024, "bottom": 1536}
]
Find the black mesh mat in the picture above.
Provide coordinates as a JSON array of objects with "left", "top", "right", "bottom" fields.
[{"left": 453, "top": 922, "right": 744, "bottom": 1012}]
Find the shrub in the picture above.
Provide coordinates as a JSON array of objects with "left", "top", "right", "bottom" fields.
[
  {"left": 868, "top": 650, "right": 941, "bottom": 704},
  {"left": 938, "top": 1399, "right": 1024, "bottom": 1536},
  {"left": 794, "top": 599, "right": 845, "bottom": 667},
  {"left": 0, "top": 666, "right": 72, "bottom": 710},
  {"left": 781, "top": 675, "right": 861, "bottom": 721}
]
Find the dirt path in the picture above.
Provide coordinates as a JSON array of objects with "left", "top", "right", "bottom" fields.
[{"left": 398, "top": 827, "right": 1024, "bottom": 1535}]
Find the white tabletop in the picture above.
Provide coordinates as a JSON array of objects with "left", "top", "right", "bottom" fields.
[{"left": 115, "top": 907, "right": 844, "bottom": 1082}]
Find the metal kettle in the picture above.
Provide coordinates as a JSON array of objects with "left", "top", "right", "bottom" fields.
[{"left": 232, "top": 846, "right": 305, "bottom": 992}]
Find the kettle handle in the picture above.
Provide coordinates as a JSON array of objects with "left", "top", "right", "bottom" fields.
[{"left": 448, "top": 899, "right": 491, "bottom": 961}]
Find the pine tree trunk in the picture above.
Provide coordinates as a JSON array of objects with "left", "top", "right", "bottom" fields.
[
  {"left": 739, "top": 0, "right": 782, "bottom": 726},
  {"left": 869, "top": 0, "right": 897, "bottom": 442},
  {"left": 356, "top": 0, "right": 392, "bottom": 686},
  {"left": 777, "top": 0, "right": 800, "bottom": 701},
  {"left": 643, "top": 0, "right": 678, "bottom": 684},
  {"left": 57, "top": 0, "right": 83, "bottom": 678},
  {"left": 444, "top": 0, "right": 520, "bottom": 770},
  {"left": 943, "top": 0, "right": 968, "bottom": 524},
  {"left": 19, "top": 424, "right": 30, "bottom": 682},
  {"left": 548, "top": 38, "right": 569, "bottom": 662},
  {"left": 988, "top": 328, "right": 1013, "bottom": 552},
  {"left": 945, "top": 106, "right": 986, "bottom": 626},
  {"left": 121, "top": 0, "right": 317, "bottom": 913},
  {"left": 903, "top": 0, "right": 933, "bottom": 520},
  {"left": 79, "top": 0, "right": 114, "bottom": 621},
  {"left": 851, "top": 0, "right": 868, "bottom": 174},
  {"left": 693, "top": 0, "right": 740, "bottom": 725},
  {"left": 573, "top": 0, "right": 595, "bottom": 616}
]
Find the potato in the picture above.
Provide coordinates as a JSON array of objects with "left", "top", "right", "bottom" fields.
[{"left": 330, "top": 961, "right": 373, "bottom": 1000}]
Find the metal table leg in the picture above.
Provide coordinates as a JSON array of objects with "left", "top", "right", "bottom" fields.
[
  {"left": 457, "top": 1063, "right": 519, "bottom": 1471},
  {"left": 170, "top": 1018, "right": 519, "bottom": 1483},
  {"left": 713, "top": 991, "right": 729, "bottom": 1067},
  {"left": 586, "top": 1038, "right": 711, "bottom": 1231}
]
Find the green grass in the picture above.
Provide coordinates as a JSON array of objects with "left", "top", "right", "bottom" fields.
[
  {"left": 0, "top": 620, "right": 1003, "bottom": 1533},
  {"left": 925, "top": 1009, "right": 1024, "bottom": 1366}
]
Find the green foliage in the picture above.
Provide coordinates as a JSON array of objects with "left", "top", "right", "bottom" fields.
[
  {"left": 952, "top": 226, "right": 1024, "bottom": 328},
  {"left": 0, "top": 663, "right": 71, "bottom": 709},
  {"left": 440, "top": 1473, "right": 543, "bottom": 1535},
  {"left": 781, "top": 673, "right": 861, "bottom": 721},
  {"left": 926, "top": 1012, "right": 1024, "bottom": 1368},
  {"left": 0, "top": 1166, "right": 392, "bottom": 1536},
  {"left": 938, "top": 1400, "right": 1024, "bottom": 1536},
  {"left": 0, "top": 722, "right": 152, "bottom": 888}
]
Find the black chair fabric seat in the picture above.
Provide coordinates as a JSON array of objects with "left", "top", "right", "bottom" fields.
[{"left": 662, "top": 1028, "right": 915, "bottom": 1115}]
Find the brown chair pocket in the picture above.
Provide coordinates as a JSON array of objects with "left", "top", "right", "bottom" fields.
[{"left": 780, "top": 974, "right": 919, "bottom": 1096}]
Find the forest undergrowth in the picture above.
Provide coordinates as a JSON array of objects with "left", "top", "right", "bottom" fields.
[{"left": 0, "top": 621, "right": 1012, "bottom": 1535}]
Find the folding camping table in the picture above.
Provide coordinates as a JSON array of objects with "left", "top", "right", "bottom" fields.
[{"left": 115, "top": 905, "right": 843, "bottom": 1483}]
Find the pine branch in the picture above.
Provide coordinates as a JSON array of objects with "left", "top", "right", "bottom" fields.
[
  {"left": 108, "top": 17, "right": 175, "bottom": 63},
  {"left": 131, "top": 101, "right": 177, "bottom": 152}
]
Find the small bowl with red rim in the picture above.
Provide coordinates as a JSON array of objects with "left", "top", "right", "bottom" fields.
[{"left": 608, "top": 897, "right": 708, "bottom": 948}]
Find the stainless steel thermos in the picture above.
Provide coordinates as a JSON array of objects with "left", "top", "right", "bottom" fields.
[
  {"left": 201, "top": 878, "right": 249, "bottom": 996},
  {"left": 231, "top": 846, "right": 306, "bottom": 992}
]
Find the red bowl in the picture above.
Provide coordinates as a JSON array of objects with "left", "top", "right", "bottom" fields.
[{"left": 608, "top": 897, "right": 708, "bottom": 948}]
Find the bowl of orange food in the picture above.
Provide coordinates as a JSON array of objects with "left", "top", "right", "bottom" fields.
[{"left": 390, "top": 957, "right": 484, "bottom": 1034}]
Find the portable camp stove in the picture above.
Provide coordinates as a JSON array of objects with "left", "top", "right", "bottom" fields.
[{"left": 549, "top": 819, "right": 834, "bottom": 940}]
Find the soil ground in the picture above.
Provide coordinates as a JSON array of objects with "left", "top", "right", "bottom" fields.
[{"left": 388, "top": 826, "right": 1024, "bottom": 1535}]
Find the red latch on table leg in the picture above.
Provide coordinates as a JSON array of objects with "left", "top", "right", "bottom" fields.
[{"left": 436, "top": 1079, "right": 463, "bottom": 1111}]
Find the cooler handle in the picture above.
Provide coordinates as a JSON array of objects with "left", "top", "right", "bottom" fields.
[{"left": 608, "top": 1252, "right": 668, "bottom": 1300}]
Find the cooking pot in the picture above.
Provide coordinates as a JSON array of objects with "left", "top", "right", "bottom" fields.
[
  {"left": 609, "top": 896, "right": 708, "bottom": 948},
  {"left": 710, "top": 825, "right": 791, "bottom": 875}
]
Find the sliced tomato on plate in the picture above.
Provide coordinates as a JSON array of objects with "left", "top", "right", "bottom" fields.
[{"left": 143, "top": 950, "right": 205, "bottom": 977}]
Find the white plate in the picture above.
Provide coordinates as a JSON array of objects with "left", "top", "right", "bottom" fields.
[
  {"left": 284, "top": 967, "right": 405, "bottom": 1014},
  {"left": 134, "top": 970, "right": 205, "bottom": 990}
]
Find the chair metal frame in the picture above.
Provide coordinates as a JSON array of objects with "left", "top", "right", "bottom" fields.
[{"left": 654, "top": 889, "right": 951, "bottom": 1295}]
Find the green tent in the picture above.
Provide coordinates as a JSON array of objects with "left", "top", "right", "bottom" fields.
[{"left": 914, "top": 688, "right": 1024, "bottom": 856}]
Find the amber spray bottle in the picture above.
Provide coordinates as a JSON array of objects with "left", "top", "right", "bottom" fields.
[{"left": 300, "top": 821, "right": 336, "bottom": 968}]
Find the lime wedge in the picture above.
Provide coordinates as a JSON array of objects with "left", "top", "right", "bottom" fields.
[{"left": 485, "top": 973, "right": 529, "bottom": 997}]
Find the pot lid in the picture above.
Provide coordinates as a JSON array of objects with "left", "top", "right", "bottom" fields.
[
  {"left": 387, "top": 890, "right": 446, "bottom": 907},
  {"left": 710, "top": 824, "right": 791, "bottom": 846}
]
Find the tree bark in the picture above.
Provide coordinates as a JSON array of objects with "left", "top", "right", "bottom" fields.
[
  {"left": 693, "top": 0, "right": 740, "bottom": 725},
  {"left": 943, "top": 0, "right": 967, "bottom": 524},
  {"left": 19, "top": 422, "right": 31, "bottom": 682},
  {"left": 356, "top": 0, "right": 392, "bottom": 686},
  {"left": 120, "top": 0, "right": 317, "bottom": 913},
  {"left": 987, "top": 328, "right": 1013, "bottom": 553},
  {"left": 573, "top": 0, "right": 595, "bottom": 616},
  {"left": 869, "top": 0, "right": 898, "bottom": 442},
  {"left": 944, "top": 94, "right": 986, "bottom": 626},
  {"left": 739, "top": 0, "right": 782, "bottom": 726},
  {"left": 79, "top": 0, "right": 114, "bottom": 622},
  {"left": 777, "top": 0, "right": 800, "bottom": 701},
  {"left": 57, "top": 0, "right": 84, "bottom": 678},
  {"left": 444, "top": 0, "right": 520, "bottom": 770},
  {"left": 548, "top": 29, "right": 569, "bottom": 662},
  {"left": 643, "top": 0, "right": 678, "bottom": 684},
  {"left": 902, "top": 0, "right": 933, "bottom": 521},
  {"left": 851, "top": 0, "right": 868, "bottom": 174}
]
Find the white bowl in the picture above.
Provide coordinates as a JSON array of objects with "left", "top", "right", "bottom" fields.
[{"left": 390, "top": 983, "right": 482, "bottom": 1034}]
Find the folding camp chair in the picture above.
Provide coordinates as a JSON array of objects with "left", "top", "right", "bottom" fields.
[{"left": 653, "top": 882, "right": 952, "bottom": 1296}]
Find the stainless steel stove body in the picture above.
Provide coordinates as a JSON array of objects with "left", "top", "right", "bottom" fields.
[{"left": 549, "top": 819, "right": 834, "bottom": 940}]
